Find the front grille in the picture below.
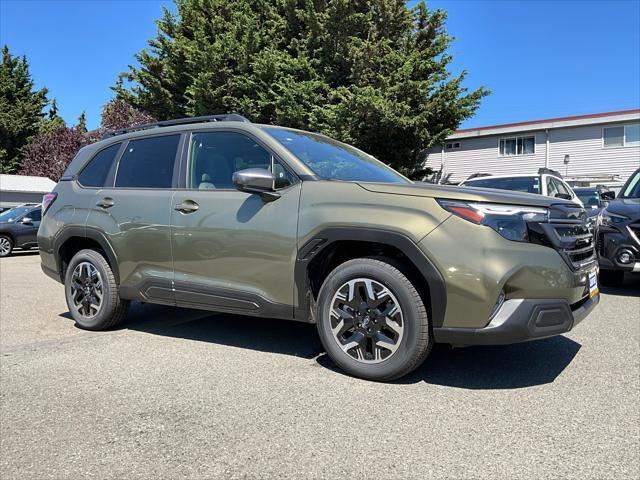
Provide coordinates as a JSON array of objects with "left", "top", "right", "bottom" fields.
[{"left": 529, "top": 204, "right": 596, "bottom": 270}]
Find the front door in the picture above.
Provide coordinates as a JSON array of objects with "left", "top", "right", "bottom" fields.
[
  {"left": 170, "top": 130, "right": 300, "bottom": 316},
  {"left": 15, "top": 207, "right": 41, "bottom": 246}
]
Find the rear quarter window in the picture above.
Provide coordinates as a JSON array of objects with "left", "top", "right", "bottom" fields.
[{"left": 78, "top": 143, "right": 121, "bottom": 187}]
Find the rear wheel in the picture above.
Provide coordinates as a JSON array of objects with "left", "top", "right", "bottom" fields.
[
  {"left": 316, "top": 257, "right": 432, "bottom": 381},
  {"left": 0, "top": 235, "right": 13, "bottom": 257},
  {"left": 64, "top": 249, "right": 129, "bottom": 330},
  {"left": 599, "top": 269, "right": 625, "bottom": 287}
]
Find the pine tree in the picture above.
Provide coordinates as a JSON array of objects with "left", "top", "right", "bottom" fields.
[
  {"left": 116, "top": 0, "right": 489, "bottom": 176},
  {"left": 77, "top": 111, "right": 87, "bottom": 133},
  {"left": 0, "top": 45, "right": 49, "bottom": 174},
  {"left": 39, "top": 97, "right": 66, "bottom": 134}
]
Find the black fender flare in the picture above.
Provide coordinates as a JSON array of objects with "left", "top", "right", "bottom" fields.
[
  {"left": 294, "top": 227, "right": 446, "bottom": 327},
  {"left": 52, "top": 226, "right": 120, "bottom": 284}
]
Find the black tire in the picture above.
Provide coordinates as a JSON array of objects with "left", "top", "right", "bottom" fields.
[
  {"left": 316, "top": 257, "right": 432, "bottom": 381},
  {"left": 0, "top": 235, "right": 13, "bottom": 257},
  {"left": 64, "top": 249, "right": 129, "bottom": 330},
  {"left": 599, "top": 269, "right": 625, "bottom": 287}
]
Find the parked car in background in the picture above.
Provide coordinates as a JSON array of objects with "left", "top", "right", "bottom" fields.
[
  {"left": 37, "top": 114, "right": 599, "bottom": 381},
  {"left": 596, "top": 168, "right": 640, "bottom": 286},
  {"left": 574, "top": 186, "right": 616, "bottom": 217},
  {"left": 0, "top": 204, "right": 42, "bottom": 257},
  {"left": 460, "top": 169, "right": 584, "bottom": 206}
]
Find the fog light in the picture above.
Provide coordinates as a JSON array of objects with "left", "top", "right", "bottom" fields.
[
  {"left": 489, "top": 290, "right": 506, "bottom": 320},
  {"left": 617, "top": 250, "right": 633, "bottom": 264}
]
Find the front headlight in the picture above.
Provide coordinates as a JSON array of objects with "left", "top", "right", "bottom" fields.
[
  {"left": 437, "top": 200, "right": 548, "bottom": 242},
  {"left": 597, "top": 209, "right": 627, "bottom": 227}
]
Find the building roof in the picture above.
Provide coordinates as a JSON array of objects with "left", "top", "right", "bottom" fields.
[
  {"left": 449, "top": 108, "right": 640, "bottom": 139},
  {"left": 0, "top": 174, "right": 57, "bottom": 193}
]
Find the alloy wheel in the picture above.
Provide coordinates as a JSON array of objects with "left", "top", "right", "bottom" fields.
[
  {"left": 0, "top": 237, "right": 11, "bottom": 256},
  {"left": 70, "top": 262, "right": 103, "bottom": 318},
  {"left": 329, "top": 277, "right": 404, "bottom": 363}
]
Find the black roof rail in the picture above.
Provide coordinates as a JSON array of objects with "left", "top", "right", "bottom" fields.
[
  {"left": 101, "top": 113, "right": 250, "bottom": 139},
  {"left": 538, "top": 167, "right": 563, "bottom": 178}
]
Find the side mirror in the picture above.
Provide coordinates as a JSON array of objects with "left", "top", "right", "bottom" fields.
[
  {"left": 600, "top": 191, "right": 616, "bottom": 201},
  {"left": 232, "top": 168, "right": 280, "bottom": 202},
  {"left": 555, "top": 193, "right": 572, "bottom": 200},
  {"left": 21, "top": 217, "right": 32, "bottom": 225}
]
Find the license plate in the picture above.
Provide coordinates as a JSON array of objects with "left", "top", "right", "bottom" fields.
[{"left": 589, "top": 269, "right": 599, "bottom": 298}]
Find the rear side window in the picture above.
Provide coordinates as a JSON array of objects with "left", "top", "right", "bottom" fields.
[
  {"left": 115, "top": 135, "right": 180, "bottom": 188},
  {"left": 78, "top": 143, "right": 121, "bottom": 187}
]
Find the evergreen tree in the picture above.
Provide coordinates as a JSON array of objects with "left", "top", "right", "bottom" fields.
[
  {"left": 39, "top": 97, "right": 66, "bottom": 134},
  {"left": 77, "top": 111, "right": 87, "bottom": 133},
  {"left": 116, "top": 0, "right": 488, "bottom": 176},
  {"left": 0, "top": 45, "right": 48, "bottom": 174}
]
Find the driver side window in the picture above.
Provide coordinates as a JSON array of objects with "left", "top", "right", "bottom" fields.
[{"left": 188, "top": 132, "right": 295, "bottom": 190}]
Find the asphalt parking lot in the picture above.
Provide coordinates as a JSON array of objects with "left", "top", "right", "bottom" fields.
[{"left": 1, "top": 251, "right": 639, "bottom": 479}]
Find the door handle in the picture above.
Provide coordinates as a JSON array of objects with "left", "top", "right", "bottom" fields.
[
  {"left": 174, "top": 200, "right": 199, "bottom": 214},
  {"left": 96, "top": 197, "right": 114, "bottom": 209}
]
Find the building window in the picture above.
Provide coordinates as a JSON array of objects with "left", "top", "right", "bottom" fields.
[
  {"left": 445, "top": 142, "right": 460, "bottom": 150},
  {"left": 499, "top": 136, "right": 535, "bottom": 156},
  {"left": 603, "top": 124, "right": 640, "bottom": 148}
]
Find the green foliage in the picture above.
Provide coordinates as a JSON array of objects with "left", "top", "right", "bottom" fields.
[
  {"left": 39, "top": 98, "right": 66, "bottom": 134},
  {"left": 117, "top": 0, "right": 488, "bottom": 176},
  {"left": 0, "top": 45, "right": 48, "bottom": 174}
]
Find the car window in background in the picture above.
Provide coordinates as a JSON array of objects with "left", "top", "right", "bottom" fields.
[
  {"left": 264, "top": 127, "right": 409, "bottom": 184},
  {"left": 464, "top": 176, "right": 541, "bottom": 194},
  {"left": 29, "top": 208, "right": 42, "bottom": 221},
  {"left": 115, "top": 135, "right": 180, "bottom": 188},
  {"left": 621, "top": 170, "right": 640, "bottom": 198},
  {"left": 553, "top": 178, "right": 571, "bottom": 197},
  {"left": 0, "top": 207, "right": 31, "bottom": 222},
  {"left": 575, "top": 189, "right": 600, "bottom": 208},
  {"left": 78, "top": 143, "right": 121, "bottom": 187}
]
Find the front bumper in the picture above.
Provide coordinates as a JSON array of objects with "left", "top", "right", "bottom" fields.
[
  {"left": 597, "top": 227, "right": 640, "bottom": 272},
  {"left": 433, "top": 293, "right": 599, "bottom": 346}
]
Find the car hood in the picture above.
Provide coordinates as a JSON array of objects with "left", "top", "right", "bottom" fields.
[
  {"left": 358, "top": 182, "right": 576, "bottom": 208},
  {"left": 604, "top": 197, "right": 640, "bottom": 219}
]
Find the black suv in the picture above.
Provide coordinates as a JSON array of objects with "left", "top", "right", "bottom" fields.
[
  {"left": 0, "top": 204, "right": 42, "bottom": 257},
  {"left": 596, "top": 168, "right": 640, "bottom": 286}
]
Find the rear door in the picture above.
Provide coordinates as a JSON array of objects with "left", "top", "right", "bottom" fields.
[
  {"left": 170, "top": 130, "right": 300, "bottom": 315},
  {"left": 87, "top": 133, "right": 184, "bottom": 303}
]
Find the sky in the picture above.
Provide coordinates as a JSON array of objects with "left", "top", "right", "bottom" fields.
[{"left": 1, "top": 0, "right": 639, "bottom": 130}]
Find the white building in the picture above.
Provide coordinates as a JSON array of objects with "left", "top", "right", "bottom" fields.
[
  {"left": 425, "top": 109, "right": 640, "bottom": 185},
  {"left": 0, "top": 174, "right": 56, "bottom": 210}
]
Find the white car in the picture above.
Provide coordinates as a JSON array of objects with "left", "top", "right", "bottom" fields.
[{"left": 460, "top": 172, "right": 584, "bottom": 207}]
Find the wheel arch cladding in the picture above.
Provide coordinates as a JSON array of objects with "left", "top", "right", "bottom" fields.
[
  {"left": 54, "top": 227, "right": 120, "bottom": 284},
  {"left": 295, "top": 227, "right": 446, "bottom": 328}
]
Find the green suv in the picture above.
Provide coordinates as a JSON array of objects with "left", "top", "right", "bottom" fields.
[{"left": 38, "top": 115, "right": 599, "bottom": 381}]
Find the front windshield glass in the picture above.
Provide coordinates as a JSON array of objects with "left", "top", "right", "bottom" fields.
[
  {"left": 0, "top": 207, "right": 30, "bottom": 222},
  {"left": 621, "top": 170, "right": 640, "bottom": 198},
  {"left": 575, "top": 190, "right": 601, "bottom": 208},
  {"left": 463, "top": 176, "right": 540, "bottom": 194},
  {"left": 264, "top": 128, "right": 409, "bottom": 183}
]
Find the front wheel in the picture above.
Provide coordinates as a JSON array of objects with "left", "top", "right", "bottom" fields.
[
  {"left": 0, "top": 235, "right": 13, "bottom": 257},
  {"left": 64, "top": 249, "right": 129, "bottom": 330},
  {"left": 316, "top": 257, "right": 432, "bottom": 381}
]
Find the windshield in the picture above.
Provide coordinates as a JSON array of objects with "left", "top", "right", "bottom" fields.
[
  {"left": 463, "top": 176, "right": 540, "bottom": 194},
  {"left": 263, "top": 128, "right": 409, "bottom": 183},
  {"left": 621, "top": 170, "right": 640, "bottom": 198},
  {"left": 0, "top": 207, "right": 31, "bottom": 222},
  {"left": 575, "top": 190, "right": 601, "bottom": 208}
]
